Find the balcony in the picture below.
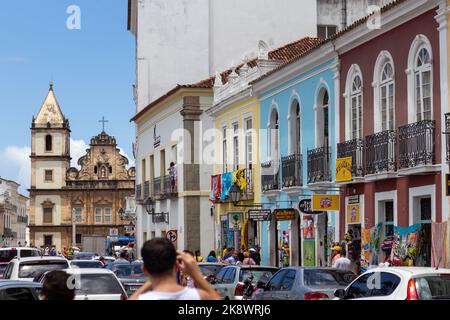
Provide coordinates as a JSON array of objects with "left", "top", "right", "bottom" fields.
[
  {"left": 162, "top": 175, "right": 178, "bottom": 197},
  {"left": 307, "top": 147, "right": 331, "bottom": 184},
  {"left": 210, "top": 168, "right": 254, "bottom": 202},
  {"left": 135, "top": 184, "right": 142, "bottom": 201},
  {"left": 143, "top": 181, "right": 150, "bottom": 199},
  {"left": 261, "top": 160, "right": 280, "bottom": 192},
  {"left": 153, "top": 177, "right": 162, "bottom": 199},
  {"left": 365, "top": 130, "right": 396, "bottom": 176},
  {"left": 281, "top": 154, "right": 303, "bottom": 188},
  {"left": 398, "top": 120, "right": 437, "bottom": 174},
  {"left": 17, "top": 216, "right": 28, "bottom": 224},
  {"left": 337, "top": 139, "right": 364, "bottom": 179}
]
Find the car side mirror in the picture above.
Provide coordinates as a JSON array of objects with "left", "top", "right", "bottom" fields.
[{"left": 334, "top": 289, "right": 345, "bottom": 299}]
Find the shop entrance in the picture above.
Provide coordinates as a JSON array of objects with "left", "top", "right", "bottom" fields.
[{"left": 416, "top": 197, "right": 432, "bottom": 266}]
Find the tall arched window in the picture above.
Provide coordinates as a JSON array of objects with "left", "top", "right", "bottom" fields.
[
  {"left": 414, "top": 47, "right": 432, "bottom": 121},
  {"left": 289, "top": 100, "right": 301, "bottom": 156},
  {"left": 45, "top": 134, "right": 52, "bottom": 152},
  {"left": 315, "top": 87, "right": 330, "bottom": 148},
  {"left": 380, "top": 62, "right": 395, "bottom": 131},
  {"left": 350, "top": 75, "right": 363, "bottom": 140},
  {"left": 269, "top": 108, "right": 279, "bottom": 160}
]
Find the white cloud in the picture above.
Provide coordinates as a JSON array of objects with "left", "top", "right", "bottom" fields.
[
  {"left": 0, "top": 146, "right": 31, "bottom": 191},
  {"left": 119, "top": 147, "right": 135, "bottom": 168},
  {"left": 70, "top": 138, "right": 89, "bottom": 168}
]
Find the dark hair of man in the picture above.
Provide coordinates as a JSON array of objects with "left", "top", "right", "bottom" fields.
[
  {"left": 41, "top": 270, "right": 75, "bottom": 300},
  {"left": 141, "top": 238, "right": 177, "bottom": 276},
  {"left": 120, "top": 251, "right": 128, "bottom": 259},
  {"left": 183, "top": 250, "right": 194, "bottom": 257}
]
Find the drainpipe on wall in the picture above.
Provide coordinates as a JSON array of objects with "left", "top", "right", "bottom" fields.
[{"left": 341, "top": 0, "right": 347, "bottom": 30}]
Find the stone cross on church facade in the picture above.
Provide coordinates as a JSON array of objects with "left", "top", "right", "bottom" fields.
[{"left": 99, "top": 116, "right": 109, "bottom": 132}]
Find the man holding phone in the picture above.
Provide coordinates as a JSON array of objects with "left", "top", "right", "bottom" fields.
[{"left": 129, "top": 238, "right": 220, "bottom": 300}]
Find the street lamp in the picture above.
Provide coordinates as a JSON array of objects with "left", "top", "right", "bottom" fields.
[
  {"left": 144, "top": 198, "right": 155, "bottom": 215},
  {"left": 229, "top": 183, "right": 242, "bottom": 205}
]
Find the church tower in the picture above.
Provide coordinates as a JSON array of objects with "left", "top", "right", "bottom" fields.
[{"left": 29, "top": 83, "right": 71, "bottom": 249}]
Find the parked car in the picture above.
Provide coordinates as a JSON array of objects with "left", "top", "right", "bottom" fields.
[
  {"left": 334, "top": 266, "right": 450, "bottom": 300},
  {"left": 253, "top": 267, "right": 357, "bottom": 300},
  {"left": 110, "top": 261, "right": 146, "bottom": 296},
  {"left": 0, "top": 280, "right": 42, "bottom": 300},
  {"left": 2, "top": 256, "right": 70, "bottom": 281},
  {"left": 198, "top": 263, "right": 226, "bottom": 282},
  {"left": 61, "top": 268, "right": 127, "bottom": 300},
  {"left": 0, "top": 247, "right": 41, "bottom": 264},
  {"left": 212, "top": 265, "right": 279, "bottom": 300},
  {"left": 94, "top": 255, "right": 116, "bottom": 265},
  {"left": 73, "top": 252, "right": 96, "bottom": 260},
  {"left": 69, "top": 260, "right": 104, "bottom": 269}
]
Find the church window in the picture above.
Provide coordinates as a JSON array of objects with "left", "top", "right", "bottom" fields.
[
  {"left": 44, "top": 170, "right": 53, "bottom": 182},
  {"left": 43, "top": 208, "right": 53, "bottom": 224},
  {"left": 45, "top": 135, "right": 52, "bottom": 152},
  {"left": 94, "top": 166, "right": 98, "bottom": 174}
]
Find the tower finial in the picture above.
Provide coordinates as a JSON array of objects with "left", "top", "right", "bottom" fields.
[{"left": 49, "top": 80, "right": 54, "bottom": 91}]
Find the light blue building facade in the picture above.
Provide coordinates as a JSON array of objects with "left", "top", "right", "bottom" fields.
[{"left": 252, "top": 43, "right": 341, "bottom": 267}]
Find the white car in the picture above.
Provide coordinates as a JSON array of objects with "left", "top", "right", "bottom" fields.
[
  {"left": 2, "top": 256, "right": 70, "bottom": 281},
  {"left": 62, "top": 268, "right": 128, "bottom": 300},
  {"left": 334, "top": 266, "right": 450, "bottom": 300},
  {"left": 0, "top": 247, "right": 41, "bottom": 263}
]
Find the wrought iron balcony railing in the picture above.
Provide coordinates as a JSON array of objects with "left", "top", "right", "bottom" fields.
[
  {"left": 261, "top": 160, "right": 280, "bottom": 192},
  {"left": 153, "top": 177, "right": 162, "bottom": 198},
  {"left": 399, "top": 120, "right": 435, "bottom": 169},
  {"left": 337, "top": 139, "right": 364, "bottom": 177},
  {"left": 162, "top": 175, "right": 178, "bottom": 197},
  {"left": 281, "top": 154, "right": 303, "bottom": 188},
  {"left": 143, "top": 181, "right": 150, "bottom": 199},
  {"left": 307, "top": 147, "right": 331, "bottom": 184},
  {"left": 135, "top": 184, "right": 142, "bottom": 201},
  {"left": 365, "top": 130, "right": 396, "bottom": 175}
]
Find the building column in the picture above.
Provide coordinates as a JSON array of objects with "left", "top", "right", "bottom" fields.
[{"left": 397, "top": 177, "right": 409, "bottom": 227}]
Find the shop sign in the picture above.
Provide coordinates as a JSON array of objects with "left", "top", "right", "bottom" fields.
[
  {"left": 312, "top": 195, "right": 340, "bottom": 211},
  {"left": 299, "top": 199, "right": 323, "bottom": 215},
  {"left": 228, "top": 212, "right": 243, "bottom": 231},
  {"left": 248, "top": 209, "right": 271, "bottom": 221},
  {"left": 346, "top": 203, "right": 361, "bottom": 224},
  {"left": 273, "top": 209, "right": 296, "bottom": 221},
  {"left": 335, "top": 157, "right": 353, "bottom": 182},
  {"left": 348, "top": 195, "right": 360, "bottom": 205}
]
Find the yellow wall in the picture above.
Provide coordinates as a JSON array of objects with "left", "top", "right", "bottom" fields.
[{"left": 212, "top": 96, "right": 261, "bottom": 222}]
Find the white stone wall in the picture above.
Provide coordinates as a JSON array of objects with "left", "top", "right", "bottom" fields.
[{"left": 131, "top": 0, "right": 317, "bottom": 111}]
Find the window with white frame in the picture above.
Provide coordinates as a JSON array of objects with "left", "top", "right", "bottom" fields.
[
  {"left": 269, "top": 109, "right": 279, "bottom": 159},
  {"left": 232, "top": 122, "right": 239, "bottom": 170},
  {"left": 414, "top": 47, "right": 432, "bottom": 122},
  {"left": 94, "top": 207, "right": 102, "bottom": 223},
  {"left": 103, "top": 208, "right": 112, "bottom": 223},
  {"left": 350, "top": 75, "right": 363, "bottom": 140},
  {"left": 245, "top": 118, "right": 253, "bottom": 169},
  {"left": 380, "top": 62, "right": 395, "bottom": 131},
  {"left": 73, "top": 208, "right": 82, "bottom": 223},
  {"left": 222, "top": 126, "right": 227, "bottom": 173}
]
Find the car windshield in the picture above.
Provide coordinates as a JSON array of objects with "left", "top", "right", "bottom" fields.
[
  {"left": 0, "top": 250, "right": 18, "bottom": 263},
  {"left": 415, "top": 275, "right": 450, "bottom": 300},
  {"left": 74, "top": 253, "right": 95, "bottom": 260},
  {"left": 112, "top": 264, "right": 144, "bottom": 278},
  {"left": 76, "top": 274, "right": 124, "bottom": 295},
  {"left": 304, "top": 270, "right": 356, "bottom": 287},
  {"left": 239, "top": 268, "right": 278, "bottom": 283},
  {"left": 71, "top": 261, "right": 103, "bottom": 268},
  {"left": 199, "top": 265, "right": 224, "bottom": 277},
  {"left": 19, "top": 261, "right": 69, "bottom": 278},
  {"left": 19, "top": 250, "right": 40, "bottom": 258}
]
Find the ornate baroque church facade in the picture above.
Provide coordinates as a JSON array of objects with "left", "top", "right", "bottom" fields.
[{"left": 29, "top": 84, "right": 135, "bottom": 250}]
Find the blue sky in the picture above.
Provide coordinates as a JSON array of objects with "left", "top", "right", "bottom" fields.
[{"left": 0, "top": 0, "right": 135, "bottom": 193}]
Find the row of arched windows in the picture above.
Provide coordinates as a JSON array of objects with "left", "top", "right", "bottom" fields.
[{"left": 345, "top": 34, "right": 433, "bottom": 141}]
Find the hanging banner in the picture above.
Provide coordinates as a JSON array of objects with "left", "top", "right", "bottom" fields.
[
  {"left": 303, "top": 215, "right": 315, "bottom": 239},
  {"left": 273, "top": 209, "right": 296, "bottom": 221},
  {"left": 346, "top": 203, "right": 361, "bottom": 224},
  {"left": 303, "top": 239, "right": 316, "bottom": 267},
  {"left": 228, "top": 212, "right": 243, "bottom": 231},
  {"left": 312, "top": 195, "right": 340, "bottom": 211},
  {"left": 335, "top": 157, "right": 353, "bottom": 182},
  {"left": 360, "top": 228, "right": 371, "bottom": 271}
]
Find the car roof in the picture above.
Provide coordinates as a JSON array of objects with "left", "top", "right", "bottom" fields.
[
  {"left": 0, "top": 280, "right": 42, "bottom": 288},
  {"left": 64, "top": 268, "right": 115, "bottom": 274},
  {"left": 70, "top": 260, "right": 102, "bottom": 263},
  {"left": 12, "top": 256, "right": 68, "bottom": 263},
  {"left": 0, "top": 247, "right": 39, "bottom": 251},
  {"left": 367, "top": 266, "right": 450, "bottom": 275}
]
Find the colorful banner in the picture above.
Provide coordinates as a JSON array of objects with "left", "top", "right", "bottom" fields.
[
  {"left": 303, "top": 239, "right": 316, "bottom": 267},
  {"left": 346, "top": 203, "right": 360, "bottom": 224},
  {"left": 391, "top": 224, "right": 420, "bottom": 266},
  {"left": 220, "top": 172, "right": 233, "bottom": 201},
  {"left": 303, "top": 215, "right": 315, "bottom": 239},
  {"left": 370, "top": 223, "right": 383, "bottom": 266},
  {"left": 312, "top": 194, "right": 340, "bottom": 211},
  {"left": 335, "top": 157, "right": 352, "bottom": 182},
  {"left": 360, "top": 228, "right": 371, "bottom": 271},
  {"left": 209, "top": 174, "right": 221, "bottom": 203},
  {"left": 233, "top": 169, "right": 247, "bottom": 191}
]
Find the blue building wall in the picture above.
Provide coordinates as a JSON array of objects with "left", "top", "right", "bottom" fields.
[{"left": 258, "top": 59, "right": 337, "bottom": 266}]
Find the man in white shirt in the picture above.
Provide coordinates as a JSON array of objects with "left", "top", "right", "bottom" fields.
[
  {"left": 129, "top": 238, "right": 220, "bottom": 300},
  {"left": 332, "top": 251, "right": 352, "bottom": 271}
]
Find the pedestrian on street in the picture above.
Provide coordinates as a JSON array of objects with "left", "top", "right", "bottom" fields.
[
  {"left": 242, "top": 252, "right": 256, "bottom": 265},
  {"left": 333, "top": 250, "right": 352, "bottom": 271},
  {"left": 129, "top": 238, "right": 220, "bottom": 300},
  {"left": 249, "top": 247, "right": 261, "bottom": 265},
  {"left": 194, "top": 250, "right": 203, "bottom": 262},
  {"left": 206, "top": 251, "right": 217, "bottom": 262},
  {"left": 40, "top": 270, "right": 75, "bottom": 300},
  {"left": 331, "top": 245, "right": 342, "bottom": 265},
  {"left": 168, "top": 162, "right": 177, "bottom": 193},
  {"left": 223, "top": 247, "right": 234, "bottom": 260},
  {"left": 225, "top": 250, "right": 239, "bottom": 265}
]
